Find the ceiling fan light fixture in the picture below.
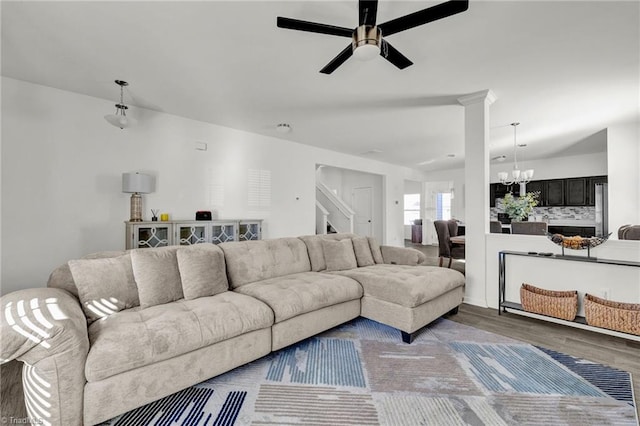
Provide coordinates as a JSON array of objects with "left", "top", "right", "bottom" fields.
[{"left": 352, "top": 26, "right": 381, "bottom": 61}]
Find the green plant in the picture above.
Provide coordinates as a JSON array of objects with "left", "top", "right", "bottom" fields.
[{"left": 502, "top": 191, "right": 540, "bottom": 221}]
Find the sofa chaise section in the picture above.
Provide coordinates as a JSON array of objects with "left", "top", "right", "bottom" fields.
[
  {"left": 333, "top": 264, "right": 464, "bottom": 343},
  {"left": 299, "top": 233, "right": 465, "bottom": 343}
]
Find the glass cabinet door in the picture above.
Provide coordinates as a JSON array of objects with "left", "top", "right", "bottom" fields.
[
  {"left": 239, "top": 221, "right": 261, "bottom": 241},
  {"left": 176, "top": 224, "right": 208, "bottom": 245},
  {"left": 210, "top": 222, "right": 237, "bottom": 244},
  {"left": 135, "top": 225, "right": 171, "bottom": 248}
]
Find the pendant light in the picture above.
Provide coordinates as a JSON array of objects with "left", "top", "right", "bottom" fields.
[
  {"left": 104, "top": 80, "right": 137, "bottom": 129},
  {"left": 497, "top": 122, "right": 534, "bottom": 186}
]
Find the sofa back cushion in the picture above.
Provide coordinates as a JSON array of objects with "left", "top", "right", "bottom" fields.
[
  {"left": 68, "top": 253, "right": 139, "bottom": 322},
  {"left": 300, "top": 233, "right": 380, "bottom": 271},
  {"left": 322, "top": 239, "right": 358, "bottom": 271},
  {"left": 220, "top": 238, "right": 311, "bottom": 288},
  {"left": 130, "top": 246, "right": 183, "bottom": 308},
  {"left": 368, "top": 236, "right": 385, "bottom": 264},
  {"left": 48, "top": 251, "right": 128, "bottom": 299},
  {"left": 176, "top": 244, "right": 228, "bottom": 299},
  {"left": 351, "top": 236, "right": 375, "bottom": 267}
]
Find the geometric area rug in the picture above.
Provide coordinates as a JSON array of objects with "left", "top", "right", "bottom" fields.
[{"left": 100, "top": 317, "right": 638, "bottom": 426}]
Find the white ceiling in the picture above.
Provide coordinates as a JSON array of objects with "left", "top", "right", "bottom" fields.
[{"left": 2, "top": 1, "right": 638, "bottom": 171}]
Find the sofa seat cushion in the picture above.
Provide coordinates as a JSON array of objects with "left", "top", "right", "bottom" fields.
[
  {"left": 233, "top": 272, "right": 363, "bottom": 323},
  {"left": 85, "top": 292, "right": 273, "bottom": 382},
  {"left": 332, "top": 265, "right": 464, "bottom": 309}
]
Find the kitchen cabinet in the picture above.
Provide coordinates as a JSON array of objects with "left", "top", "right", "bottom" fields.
[
  {"left": 490, "top": 183, "right": 520, "bottom": 207},
  {"left": 491, "top": 175, "right": 606, "bottom": 208},
  {"left": 545, "top": 179, "right": 565, "bottom": 206},
  {"left": 524, "top": 180, "right": 545, "bottom": 206},
  {"left": 565, "top": 178, "right": 587, "bottom": 206},
  {"left": 586, "top": 175, "right": 608, "bottom": 206}
]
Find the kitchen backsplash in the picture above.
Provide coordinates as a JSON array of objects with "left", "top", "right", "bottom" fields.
[{"left": 490, "top": 199, "right": 596, "bottom": 221}]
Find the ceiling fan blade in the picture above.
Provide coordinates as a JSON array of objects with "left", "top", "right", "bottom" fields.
[
  {"left": 359, "top": 0, "right": 379, "bottom": 26},
  {"left": 380, "top": 39, "right": 413, "bottom": 70},
  {"left": 320, "top": 44, "right": 354, "bottom": 74},
  {"left": 277, "top": 17, "right": 353, "bottom": 38},
  {"left": 378, "top": 0, "right": 469, "bottom": 37}
]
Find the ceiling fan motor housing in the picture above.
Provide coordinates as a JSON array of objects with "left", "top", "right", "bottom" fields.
[{"left": 352, "top": 25, "right": 381, "bottom": 51}]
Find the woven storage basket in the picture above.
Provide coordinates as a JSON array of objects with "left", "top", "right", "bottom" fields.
[
  {"left": 584, "top": 294, "right": 640, "bottom": 336},
  {"left": 520, "top": 283, "right": 578, "bottom": 321}
]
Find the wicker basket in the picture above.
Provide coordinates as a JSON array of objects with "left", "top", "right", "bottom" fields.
[
  {"left": 520, "top": 283, "right": 578, "bottom": 321},
  {"left": 584, "top": 294, "right": 640, "bottom": 336}
]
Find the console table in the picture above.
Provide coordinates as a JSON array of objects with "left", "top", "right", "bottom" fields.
[
  {"left": 498, "top": 250, "right": 640, "bottom": 341},
  {"left": 125, "top": 219, "right": 262, "bottom": 249}
]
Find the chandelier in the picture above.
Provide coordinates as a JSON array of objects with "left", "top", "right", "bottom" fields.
[{"left": 497, "top": 122, "right": 534, "bottom": 186}]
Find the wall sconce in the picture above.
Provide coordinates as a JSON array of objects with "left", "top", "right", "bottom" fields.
[{"left": 122, "top": 172, "right": 155, "bottom": 221}]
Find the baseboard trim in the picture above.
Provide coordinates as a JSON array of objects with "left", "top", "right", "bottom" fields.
[{"left": 463, "top": 297, "right": 488, "bottom": 308}]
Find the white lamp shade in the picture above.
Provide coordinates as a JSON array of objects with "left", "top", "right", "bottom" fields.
[
  {"left": 122, "top": 172, "right": 155, "bottom": 194},
  {"left": 511, "top": 169, "right": 521, "bottom": 179},
  {"left": 497, "top": 172, "right": 508, "bottom": 181},
  {"left": 524, "top": 169, "right": 534, "bottom": 179},
  {"left": 105, "top": 114, "right": 137, "bottom": 129}
]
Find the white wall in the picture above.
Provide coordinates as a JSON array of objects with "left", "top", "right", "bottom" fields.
[
  {"left": 1, "top": 78, "right": 425, "bottom": 295},
  {"left": 490, "top": 151, "right": 608, "bottom": 183},
  {"left": 607, "top": 124, "right": 640, "bottom": 228}
]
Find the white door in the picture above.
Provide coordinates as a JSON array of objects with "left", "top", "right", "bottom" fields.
[{"left": 352, "top": 187, "right": 373, "bottom": 237}]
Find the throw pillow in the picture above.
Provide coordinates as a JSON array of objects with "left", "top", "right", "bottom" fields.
[
  {"left": 131, "top": 246, "right": 183, "bottom": 309},
  {"left": 352, "top": 236, "right": 375, "bottom": 267},
  {"left": 321, "top": 238, "right": 357, "bottom": 271},
  {"left": 367, "top": 236, "right": 385, "bottom": 264},
  {"left": 68, "top": 254, "right": 139, "bottom": 322},
  {"left": 176, "top": 244, "right": 228, "bottom": 300}
]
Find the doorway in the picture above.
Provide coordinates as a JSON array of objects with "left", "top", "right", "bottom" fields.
[{"left": 352, "top": 187, "right": 373, "bottom": 237}]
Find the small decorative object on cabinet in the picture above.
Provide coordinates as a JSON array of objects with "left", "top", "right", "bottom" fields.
[
  {"left": 125, "top": 219, "right": 262, "bottom": 249},
  {"left": 546, "top": 232, "right": 610, "bottom": 258}
]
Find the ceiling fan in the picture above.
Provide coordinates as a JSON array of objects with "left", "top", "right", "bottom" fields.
[{"left": 277, "top": 0, "right": 469, "bottom": 74}]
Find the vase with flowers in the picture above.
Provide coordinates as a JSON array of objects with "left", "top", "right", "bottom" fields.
[{"left": 502, "top": 191, "right": 540, "bottom": 221}]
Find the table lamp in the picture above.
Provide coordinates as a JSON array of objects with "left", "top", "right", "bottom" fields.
[{"left": 122, "top": 172, "right": 155, "bottom": 222}]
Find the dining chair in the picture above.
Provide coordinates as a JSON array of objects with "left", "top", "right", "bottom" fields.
[
  {"left": 434, "top": 220, "right": 465, "bottom": 268},
  {"left": 619, "top": 224, "right": 640, "bottom": 240},
  {"left": 511, "top": 221, "right": 548, "bottom": 235},
  {"left": 490, "top": 221, "right": 503, "bottom": 234}
]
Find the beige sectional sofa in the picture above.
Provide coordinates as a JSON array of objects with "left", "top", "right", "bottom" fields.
[{"left": 0, "top": 233, "right": 464, "bottom": 425}]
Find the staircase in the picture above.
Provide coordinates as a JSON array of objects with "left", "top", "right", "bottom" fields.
[{"left": 315, "top": 182, "right": 355, "bottom": 234}]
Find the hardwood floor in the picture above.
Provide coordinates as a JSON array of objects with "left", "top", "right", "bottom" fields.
[{"left": 449, "top": 303, "right": 640, "bottom": 417}]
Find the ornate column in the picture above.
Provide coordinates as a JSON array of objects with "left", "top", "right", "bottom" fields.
[{"left": 457, "top": 90, "right": 497, "bottom": 307}]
